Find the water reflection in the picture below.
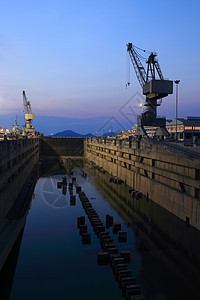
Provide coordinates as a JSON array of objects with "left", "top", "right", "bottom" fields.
[
  {"left": 10, "top": 161, "right": 125, "bottom": 300},
  {"left": 86, "top": 162, "right": 200, "bottom": 299},
  {"left": 0, "top": 229, "right": 24, "bottom": 300},
  {"left": 3, "top": 159, "right": 200, "bottom": 300},
  {"left": 0, "top": 164, "right": 39, "bottom": 300}
]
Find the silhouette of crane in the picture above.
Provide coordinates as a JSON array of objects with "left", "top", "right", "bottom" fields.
[
  {"left": 127, "top": 43, "right": 173, "bottom": 137},
  {"left": 22, "top": 91, "right": 35, "bottom": 137}
]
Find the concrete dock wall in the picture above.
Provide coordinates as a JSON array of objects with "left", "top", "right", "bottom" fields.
[
  {"left": 85, "top": 138, "right": 200, "bottom": 231},
  {"left": 0, "top": 138, "right": 39, "bottom": 222},
  {"left": 91, "top": 168, "right": 200, "bottom": 268},
  {"left": 40, "top": 137, "right": 84, "bottom": 158}
]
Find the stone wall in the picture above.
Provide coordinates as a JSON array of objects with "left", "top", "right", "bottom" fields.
[
  {"left": 0, "top": 138, "right": 39, "bottom": 221},
  {"left": 91, "top": 167, "right": 200, "bottom": 268},
  {"left": 85, "top": 138, "right": 200, "bottom": 231},
  {"left": 40, "top": 137, "right": 84, "bottom": 157}
]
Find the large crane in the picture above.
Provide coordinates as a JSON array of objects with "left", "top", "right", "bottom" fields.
[
  {"left": 127, "top": 43, "right": 173, "bottom": 137},
  {"left": 22, "top": 91, "right": 35, "bottom": 136}
]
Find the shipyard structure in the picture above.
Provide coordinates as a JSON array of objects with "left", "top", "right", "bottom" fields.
[
  {"left": 85, "top": 137, "right": 200, "bottom": 262},
  {"left": 0, "top": 135, "right": 200, "bottom": 298},
  {"left": 39, "top": 137, "right": 200, "bottom": 264},
  {"left": 0, "top": 43, "right": 200, "bottom": 297},
  {"left": 0, "top": 138, "right": 39, "bottom": 269}
]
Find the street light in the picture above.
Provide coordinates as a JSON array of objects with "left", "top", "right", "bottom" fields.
[
  {"left": 174, "top": 80, "right": 180, "bottom": 142},
  {"left": 139, "top": 102, "right": 145, "bottom": 113}
]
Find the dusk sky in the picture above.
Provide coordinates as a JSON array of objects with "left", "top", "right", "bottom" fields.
[{"left": 0, "top": 0, "right": 199, "bottom": 134}]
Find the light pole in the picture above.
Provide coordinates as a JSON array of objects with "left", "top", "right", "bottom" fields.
[
  {"left": 174, "top": 80, "right": 180, "bottom": 142},
  {"left": 139, "top": 102, "right": 145, "bottom": 113}
]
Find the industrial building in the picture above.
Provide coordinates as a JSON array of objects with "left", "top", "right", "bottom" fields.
[
  {"left": 166, "top": 116, "right": 200, "bottom": 142},
  {"left": 116, "top": 116, "right": 200, "bottom": 143}
]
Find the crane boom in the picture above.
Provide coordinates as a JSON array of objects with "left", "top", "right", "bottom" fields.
[
  {"left": 22, "top": 90, "right": 35, "bottom": 137},
  {"left": 23, "top": 90, "right": 32, "bottom": 114},
  {"left": 127, "top": 43, "right": 146, "bottom": 87},
  {"left": 127, "top": 43, "right": 165, "bottom": 84}
]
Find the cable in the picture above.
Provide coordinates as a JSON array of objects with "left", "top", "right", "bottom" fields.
[
  {"left": 132, "top": 44, "right": 152, "bottom": 54},
  {"left": 126, "top": 52, "right": 130, "bottom": 87},
  {"left": 134, "top": 49, "right": 147, "bottom": 61}
]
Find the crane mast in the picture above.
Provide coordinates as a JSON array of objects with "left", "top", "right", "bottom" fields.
[
  {"left": 146, "top": 52, "right": 164, "bottom": 82},
  {"left": 127, "top": 43, "right": 173, "bottom": 138}
]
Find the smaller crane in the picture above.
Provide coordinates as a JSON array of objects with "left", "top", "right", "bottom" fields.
[{"left": 22, "top": 91, "right": 35, "bottom": 136}]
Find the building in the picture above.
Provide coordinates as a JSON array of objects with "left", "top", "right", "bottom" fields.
[
  {"left": 166, "top": 117, "right": 200, "bottom": 142},
  {"left": 124, "top": 116, "right": 200, "bottom": 143},
  {"left": 0, "top": 127, "right": 10, "bottom": 139}
]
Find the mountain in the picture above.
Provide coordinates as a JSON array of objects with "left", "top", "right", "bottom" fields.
[
  {"left": 83, "top": 133, "right": 94, "bottom": 137},
  {"left": 52, "top": 129, "right": 118, "bottom": 137},
  {"left": 102, "top": 131, "right": 117, "bottom": 137},
  {"left": 53, "top": 130, "right": 95, "bottom": 137}
]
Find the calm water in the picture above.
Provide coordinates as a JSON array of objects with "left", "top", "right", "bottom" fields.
[{"left": 9, "top": 161, "right": 200, "bottom": 300}]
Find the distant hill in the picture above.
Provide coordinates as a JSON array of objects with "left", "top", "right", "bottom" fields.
[
  {"left": 102, "top": 131, "right": 117, "bottom": 137},
  {"left": 53, "top": 130, "right": 95, "bottom": 137},
  {"left": 53, "top": 129, "right": 118, "bottom": 138}
]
